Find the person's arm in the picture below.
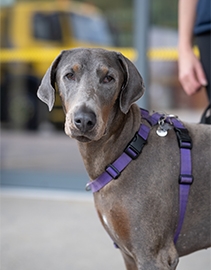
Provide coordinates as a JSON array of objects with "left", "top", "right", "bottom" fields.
[{"left": 178, "top": 0, "right": 207, "bottom": 95}]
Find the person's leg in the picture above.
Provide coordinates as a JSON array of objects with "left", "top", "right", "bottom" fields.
[{"left": 195, "top": 31, "right": 211, "bottom": 124}]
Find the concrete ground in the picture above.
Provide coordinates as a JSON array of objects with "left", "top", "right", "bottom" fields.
[
  {"left": 1, "top": 109, "right": 210, "bottom": 269},
  {"left": 1, "top": 188, "right": 210, "bottom": 270}
]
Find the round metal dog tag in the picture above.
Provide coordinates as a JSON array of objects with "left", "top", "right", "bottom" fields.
[{"left": 156, "top": 128, "right": 168, "bottom": 137}]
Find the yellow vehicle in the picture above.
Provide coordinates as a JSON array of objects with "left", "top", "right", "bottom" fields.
[{"left": 0, "top": 1, "right": 135, "bottom": 129}]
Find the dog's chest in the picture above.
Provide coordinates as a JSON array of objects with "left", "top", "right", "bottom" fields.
[{"left": 96, "top": 200, "right": 131, "bottom": 246}]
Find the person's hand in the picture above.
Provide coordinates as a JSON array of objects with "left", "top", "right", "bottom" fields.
[{"left": 178, "top": 48, "right": 207, "bottom": 95}]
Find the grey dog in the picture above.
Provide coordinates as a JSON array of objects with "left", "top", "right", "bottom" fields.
[{"left": 37, "top": 48, "right": 211, "bottom": 270}]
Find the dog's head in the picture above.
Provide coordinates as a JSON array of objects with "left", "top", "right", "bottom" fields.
[{"left": 37, "top": 48, "right": 144, "bottom": 142}]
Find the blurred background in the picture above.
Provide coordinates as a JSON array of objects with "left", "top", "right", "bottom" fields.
[
  {"left": 0, "top": 0, "right": 210, "bottom": 269},
  {"left": 1, "top": 0, "right": 209, "bottom": 131}
]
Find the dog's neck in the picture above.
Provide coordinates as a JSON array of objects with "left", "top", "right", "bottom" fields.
[{"left": 77, "top": 104, "right": 141, "bottom": 180}]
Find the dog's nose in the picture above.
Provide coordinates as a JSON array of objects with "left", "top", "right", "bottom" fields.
[{"left": 74, "top": 107, "right": 96, "bottom": 133}]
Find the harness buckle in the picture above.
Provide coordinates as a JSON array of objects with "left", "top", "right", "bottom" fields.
[
  {"left": 105, "top": 164, "right": 121, "bottom": 179},
  {"left": 124, "top": 132, "right": 147, "bottom": 160},
  {"left": 174, "top": 127, "right": 192, "bottom": 149},
  {"left": 179, "top": 174, "right": 194, "bottom": 185}
]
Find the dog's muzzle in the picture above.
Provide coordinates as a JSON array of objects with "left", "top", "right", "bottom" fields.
[
  {"left": 73, "top": 106, "right": 97, "bottom": 133},
  {"left": 65, "top": 105, "right": 99, "bottom": 142}
]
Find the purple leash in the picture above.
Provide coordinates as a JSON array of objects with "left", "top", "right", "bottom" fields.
[{"left": 86, "top": 109, "right": 193, "bottom": 244}]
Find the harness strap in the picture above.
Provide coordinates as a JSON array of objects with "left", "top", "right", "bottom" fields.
[
  {"left": 86, "top": 123, "right": 150, "bottom": 192},
  {"left": 145, "top": 111, "right": 193, "bottom": 243},
  {"left": 171, "top": 118, "right": 193, "bottom": 243},
  {"left": 85, "top": 108, "right": 193, "bottom": 244}
]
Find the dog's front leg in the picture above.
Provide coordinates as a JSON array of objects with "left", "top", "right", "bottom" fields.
[
  {"left": 121, "top": 251, "right": 138, "bottom": 270},
  {"left": 121, "top": 253, "right": 178, "bottom": 270},
  {"left": 125, "top": 242, "right": 179, "bottom": 270}
]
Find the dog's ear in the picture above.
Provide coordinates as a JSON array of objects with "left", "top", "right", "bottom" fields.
[
  {"left": 37, "top": 51, "right": 65, "bottom": 111},
  {"left": 117, "top": 52, "right": 145, "bottom": 114}
]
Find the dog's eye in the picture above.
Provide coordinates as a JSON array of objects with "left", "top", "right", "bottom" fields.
[
  {"left": 65, "top": 72, "right": 75, "bottom": 81},
  {"left": 103, "top": 75, "right": 114, "bottom": 84}
]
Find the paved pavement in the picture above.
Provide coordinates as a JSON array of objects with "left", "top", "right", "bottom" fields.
[
  {"left": 1, "top": 110, "right": 210, "bottom": 269},
  {"left": 1, "top": 129, "right": 88, "bottom": 190},
  {"left": 1, "top": 188, "right": 210, "bottom": 270}
]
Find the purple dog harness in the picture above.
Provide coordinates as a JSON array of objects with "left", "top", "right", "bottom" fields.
[{"left": 86, "top": 108, "right": 193, "bottom": 244}]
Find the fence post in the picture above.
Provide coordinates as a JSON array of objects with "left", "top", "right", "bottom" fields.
[{"left": 133, "top": 0, "right": 150, "bottom": 109}]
